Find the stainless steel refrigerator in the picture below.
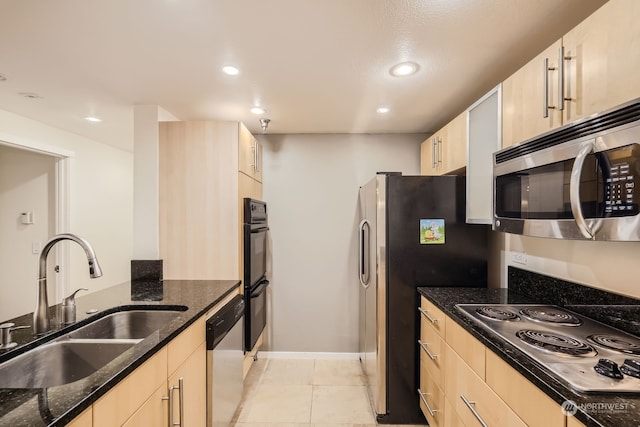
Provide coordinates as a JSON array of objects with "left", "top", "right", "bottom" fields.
[{"left": 358, "top": 173, "right": 488, "bottom": 424}]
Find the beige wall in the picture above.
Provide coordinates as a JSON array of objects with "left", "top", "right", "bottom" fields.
[
  {"left": 493, "top": 232, "right": 640, "bottom": 299},
  {"left": 0, "top": 146, "right": 56, "bottom": 320},
  {"left": 259, "top": 133, "right": 423, "bottom": 353},
  {"left": 0, "top": 109, "right": 133, "bottom": 320}
]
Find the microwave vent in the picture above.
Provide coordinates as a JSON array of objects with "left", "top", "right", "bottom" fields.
[{"left": 495, "top": 100, "right": 640, "bottom": 164}]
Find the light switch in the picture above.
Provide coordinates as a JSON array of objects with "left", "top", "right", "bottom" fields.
[
  {"left": 21, "top": 212, "right": 34, "bottom": 225},
  {"left": 32, "top": 242, "right": 41, "bottom": 254}
]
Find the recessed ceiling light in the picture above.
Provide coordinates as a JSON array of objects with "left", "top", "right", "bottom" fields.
[
  {"left": 251, "top": 107, "right": 266, "bottom": 115},
  {"left": 0, "top": 74, "right": 7, "bottom": 82},
  {"left": 390, "top": 61, "right": 419, "bottom": 77},
  {"left": 222, "top": 65, "right": 240, "bottom": 76},
  {"left": 84, "top": 116, "right": 102, "bottom": 122},
  {"left": 377, "top": 107, "right": 390, "bottom": 114}
]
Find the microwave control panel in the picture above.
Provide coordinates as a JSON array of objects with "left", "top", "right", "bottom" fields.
[{"left": 602, "top": 147, "right": 639, "bottom": 216}]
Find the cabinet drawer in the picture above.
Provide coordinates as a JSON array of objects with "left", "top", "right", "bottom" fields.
[
  {"left": 445, "top": 317, "right": 485, "bottom": 379},
  {"left": 445, "top": 344, "right": 527, "bottom": 427},
  {"left": 419, "top": 362, "right": 445, "bottom": 427},
  {"left": 168, "top": 316, "right": 206, "bottom": 375},
  {"left": 444, "top": 397, "right": 466, "bottom": 427},
  {"left": 486, "top": 350, "right": 565, "bottom": 427},
  {"left": 419, "top": 297, "right": 446, "bottom": 338},
  {"left": 419, "top": 320, "right": 445, "bottom": 388}
]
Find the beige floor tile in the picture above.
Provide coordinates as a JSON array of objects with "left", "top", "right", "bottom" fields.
[
  {"left": 263, "top": 359, "right": 316, "bottom": 385},
  {"left": 238, "top": 384, "right": 313, "bottom": 423},
  {"left": 310, "top": 386, "right": 375, "bottom": 424},
  {"left": 235, "top": 423, "right": 311, "bottom": 427},
  {"left": 312, "top": 359, "right": 365, "bottom": 386}
]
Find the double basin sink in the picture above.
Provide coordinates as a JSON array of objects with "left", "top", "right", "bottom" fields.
[{"left": 0, "top": 308, "right": 185, "bottom": 389}]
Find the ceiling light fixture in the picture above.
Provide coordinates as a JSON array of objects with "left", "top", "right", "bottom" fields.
[
  {"left": 251, "top": 107, "right": 266, "bottom": 115},
  {"left": 377, "top": 107, "right": 390, "bottom": 114},
  {"left": 84, "top": 116, "right": 102, "bottom": 122},
  {"left": 18, "top": 92, "right": 42, "bottom": 99},
  {"left": 390, "top": 61, "right": 419, "bottom": 77},
  {"left": 0, "top": 74, "right": 7, "bottom": 82},
  {"left": 222, "top": 65, "right": 240, "bottom": 76},
  {"left": 259, "top": 118, "right": 271, "bottom": 133}
]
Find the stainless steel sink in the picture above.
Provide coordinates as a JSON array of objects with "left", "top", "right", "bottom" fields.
[
  {"left": 0, "top": 308, "right": 185, "bottom": 388},
  {"left": 67, "top": 309, "right": 182, "bottom": 340},
  {"left": 0, "top": 339, "right": 136, "bottom": 388}
]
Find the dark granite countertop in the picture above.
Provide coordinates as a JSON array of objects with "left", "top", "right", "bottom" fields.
[
  {"left": 0, "top": 279, "right": 240, "bottom": 427},
  {"left": 417, "top": 286, "right": 640, "bottom": 427}
]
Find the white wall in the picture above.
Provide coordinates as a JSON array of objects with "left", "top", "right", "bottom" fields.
[
  {"left": 0, "top": 109, "right": 133, "bottom": 320},
  {"left": 495, "top": 233, "right": 640, "bottom": 299},
  {"left": 259, "top": 133, "right": 423, "bottom": 352},
  {"left": 0, "top": 146, "right": 56, "bottom": 320}
]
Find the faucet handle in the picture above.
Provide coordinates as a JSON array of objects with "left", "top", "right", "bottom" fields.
[
  {"left": 0, "top": 323, "right": 30, "bottom": 349},
  {"left": 62, "top": 288, "right": 88, "bottom": 325}
]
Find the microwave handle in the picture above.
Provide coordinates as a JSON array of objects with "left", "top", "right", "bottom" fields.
[{"left": 570, "top": 141, "right": 596, "bottom": 240}]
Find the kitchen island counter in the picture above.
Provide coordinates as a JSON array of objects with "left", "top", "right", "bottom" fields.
[
  {"left": 0, "top": 279, "right": 240, "bottom": 426},
  {"left": 418, "top": 283, "right": 640, "bottom": 427}
]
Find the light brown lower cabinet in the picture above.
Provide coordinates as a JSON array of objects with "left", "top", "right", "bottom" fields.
[
  {"left": 567, "top": 416, "right": 587, "bottom": 427},
  {"left": 418, "top": 296, "right": 567, "bottom": 427},
  {"left": 123, "top": 384, "right": 168, "bottom": 427},
  {"left": 167, "top": 342, "right": 207, "bottom": 427},
  {"left": 66, "top": 407, "right": 92, "bottom": 427}
]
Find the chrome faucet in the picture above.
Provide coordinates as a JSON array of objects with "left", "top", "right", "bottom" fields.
[{"left": 34, "top": 233, "right": 103, "bottom": 335}]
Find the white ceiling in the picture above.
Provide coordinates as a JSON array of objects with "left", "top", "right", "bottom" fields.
[{"left": 0, "top": 0, "right": 607, "bottom": 152}]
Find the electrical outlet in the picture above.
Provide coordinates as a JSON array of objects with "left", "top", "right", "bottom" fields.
[{"left": 512, "top": 251, "right": 527, "bottom": 265}]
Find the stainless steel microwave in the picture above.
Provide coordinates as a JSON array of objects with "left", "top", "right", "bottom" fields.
[{"left": 493, "top": 99, "right": 640, "bottom": 240}]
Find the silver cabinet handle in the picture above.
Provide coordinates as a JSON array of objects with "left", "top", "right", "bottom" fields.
[
  {"left": 418, "top": 307, "right": 438, "bottom": 324},
  {"left": 163, "top": 378, "right": 184, "bottom": 426},
  {"left": 417, "top": 388, "right": 438, "bottom": 417},
  {"left": 461, "top": 394, "right": 488, "bottom": 427},
  {"left": 358, "top": 219, "right": 370, "bottom": 288},
  {"left": 255, "top": 142, "right": 260, "bottom": 173},
  {"left": 437, "top": 137, "right": 443, "bottom": 165},
  {"left": 418, "top": 339, "right": 438, "bottom": 360},
  {"left": 570, "top": 141, "right": 596, "bottom": 239},
  {"left": 558, "top": 45, "right": 572, "bottom": 111},
  {"left": 431, "top": 138, "right": 437, "bottom": 169},
  {"left": 178, "top": 377, "right": 184, "bottom": 427},
  {"left": 543, "top": 57, "right": 557, "bottom": 118}
]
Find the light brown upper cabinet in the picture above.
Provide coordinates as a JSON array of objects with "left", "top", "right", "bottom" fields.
[
  {"left": 502, "top": 0, "right": 639, "bottom": 148},
  {"left": 420, "top": 111, "right": 467, "bottom": 175},
  {"left": 562, "top": 0, "right": 640, "bottom": 124},
  {"left": 238, "top": 122, "right": 263, "bottom": 183},
  {"left": 159, "top": 121, "right": 263, "bottom": 280},
  {"left": 502, "top": 40, "right": 563, "bottom": 148}
]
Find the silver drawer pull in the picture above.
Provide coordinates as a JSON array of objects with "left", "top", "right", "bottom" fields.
[
  {"left": 461, "top": 394, "right": 488, "bottom": 427},
  {"left": 417, "top": 339, "right": 438, "bottom": 360},
  {"left": 418, "top": 307, "right": 438, "bottom": 324},
  {"left": 417, "top": 388, "right": 438, "bottom": 417}
]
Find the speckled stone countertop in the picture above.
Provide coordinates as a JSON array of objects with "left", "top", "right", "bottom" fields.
[
  {"left": 418, "top": 269, "right": 640, "bottom": 427},
  {"left": 0, "top": 279, "right": 240, "bottom": 427}
]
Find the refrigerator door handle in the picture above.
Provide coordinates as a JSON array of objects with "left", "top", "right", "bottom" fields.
[{"left": 358, "top": 219, "right": 370, "bottom": 288}]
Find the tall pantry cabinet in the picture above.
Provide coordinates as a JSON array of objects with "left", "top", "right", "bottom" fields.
[{"left": 159, "top": 121, "right": 262, "bottom": 280}]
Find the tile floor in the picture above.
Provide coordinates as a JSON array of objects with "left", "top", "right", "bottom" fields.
[{"left": 233, "top": 358, "right": 426, "bottom": 427}]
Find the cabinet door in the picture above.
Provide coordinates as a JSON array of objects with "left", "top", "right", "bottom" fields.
[
  {"left": 238, "top": 123, "right": 262, "bottom": 182},
  {"left": 167, "top": 342, "right": 207, "bottom": 427},
  {"left": 502, "top": 39, "right": 563, "bottom": 147},
  {"left": 93, "top": 348, "right": 168, "bottom": 427},
  {"left": 123, "top": 384, "right": 169, "bottom": 427},
  {"left": 67, "top": 408, "right": 92, "bottom": 427},
  {"left": 567, "top": 416, "right": 587, "bottom": 427},
  {"left": 443, "top": 112, "right": 466, "bottom": 173},
  {"left": 562, "top": 0, "right": 640, "bottom": 124},
  {"left": 486, "top": 350, "right": 565, "bottom": 427}
]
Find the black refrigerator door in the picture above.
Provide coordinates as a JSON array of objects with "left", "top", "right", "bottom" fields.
[{"left": 382, "top": 174, "right": 488, "bottom": 424}]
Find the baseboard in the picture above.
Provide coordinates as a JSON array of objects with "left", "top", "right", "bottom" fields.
[{"left": 259, "top": 351, "right": 360, "bottom": 360}]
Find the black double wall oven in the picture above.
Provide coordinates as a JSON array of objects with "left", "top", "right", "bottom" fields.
[{"left": 243, "top": 198, "right": 269, "bottom": 352}]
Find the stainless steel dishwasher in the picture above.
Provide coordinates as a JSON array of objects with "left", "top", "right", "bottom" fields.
[{"left": 206, "top": 295, "right": 245, "bottom": 427}]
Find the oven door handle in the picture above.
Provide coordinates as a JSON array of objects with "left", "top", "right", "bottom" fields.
[
  {"left": 570, "top": 141, "right": 595, "bottom": 240},
  {"left": 251, "top": 227, "right": 269, "bottom": 233},
  {"left": 250, "top": 280, "right": 270, "bottom": 298}
]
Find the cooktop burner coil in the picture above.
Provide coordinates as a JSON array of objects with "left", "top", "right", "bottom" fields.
[
  {"left": 475, "top": 306, "right": 520, "bottom": 321},
  {"left": 516, "top": 329, "right": 597, "bottom": 357},
  {"left": 587, "top": 334, "right": 640, "bottom": 355},
  {"left": 519, "top": 307, "right": 582, "bottom": 326}
]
